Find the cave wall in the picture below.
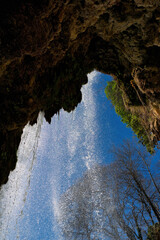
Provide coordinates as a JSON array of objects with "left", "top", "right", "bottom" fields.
[{"left": 1, "top": 0, "right": 160, "bottom": 185}]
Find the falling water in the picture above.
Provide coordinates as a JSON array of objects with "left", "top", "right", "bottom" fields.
[
  {"left": 0, "top": 71, "right": 114, "bottom": 239},
  {"left": 36, "top": 71, "right": 103, "bottom": 239},
  {"left": 0, "top": 112, "right": 44, "bottom": 240}
]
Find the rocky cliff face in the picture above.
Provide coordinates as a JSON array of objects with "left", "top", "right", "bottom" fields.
[{"left": 1, "top": 0, "right": 160, "bottom": 185}]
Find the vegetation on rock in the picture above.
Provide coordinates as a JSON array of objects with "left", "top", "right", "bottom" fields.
[{"left": 105, "top": 80, "right": 155, "bottom": 153}]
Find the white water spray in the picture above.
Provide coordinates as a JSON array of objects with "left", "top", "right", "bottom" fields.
[
  {"left": 0, "top": 71, "right": 106, "bottom": 239},
  {"left": 0, "top": 112, "right": 44, "bottom": 239},
  {"left": 42, "top": 71, "right": 102, "bottom": 238}
]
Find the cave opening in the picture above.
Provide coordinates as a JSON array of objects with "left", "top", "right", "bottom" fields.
[
  {"left": 1, "top": 70, "right": 160, "bottom": 239},
  {"left": 0, "top": 71, "right": 133, "bottom": 239},
  {"left": 1, "top": 0, "right": 160, "bottom": 238}
]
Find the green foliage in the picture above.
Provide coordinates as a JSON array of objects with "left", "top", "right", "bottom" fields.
[{"left": 105, "top": 80, "right": 154, "bottom": 153}]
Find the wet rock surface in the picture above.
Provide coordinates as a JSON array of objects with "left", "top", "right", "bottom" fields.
[{"left": 1, "top": 0, "right": 160, "bottom": 185}]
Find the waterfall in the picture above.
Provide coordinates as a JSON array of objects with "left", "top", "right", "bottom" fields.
[
  {"left": 0, "top": 70, "right": 108, "bottom": 239},
  {"left": 43, "top": 71, "right": 102, "bottom": 238},
  {"left": 0, "top": 112, "right": 44, "bottom": 240}
]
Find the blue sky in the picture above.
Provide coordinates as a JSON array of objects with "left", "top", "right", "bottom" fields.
[{"left": 1, "top": 71, "right": 159, "bottom": 239}]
